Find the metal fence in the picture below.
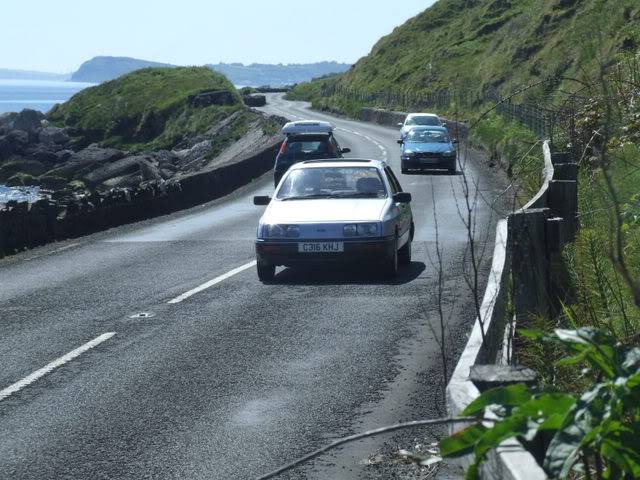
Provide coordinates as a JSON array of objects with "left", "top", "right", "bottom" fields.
[{"left": 318, "top": 84, "right": 574, "bottom": 140}]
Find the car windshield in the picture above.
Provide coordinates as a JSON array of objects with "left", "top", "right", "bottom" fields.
[
  {"left": 406, "top": 116, "right": 440, "bottom": 126},
  {"left": 277, "top": 166, "right": 387, "bottom": 200},
  {"left": 405, "top": 130, "right": 450, "bottom": 143}
]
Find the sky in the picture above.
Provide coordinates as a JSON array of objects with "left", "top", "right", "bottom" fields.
[{"left": 1, "top": 0, "right": 436, "bottom": 73}]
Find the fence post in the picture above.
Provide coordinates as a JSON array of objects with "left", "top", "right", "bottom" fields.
[
  {"left": 548, "top": 180, "right": 578, "bottom": 242},
  {"left": 508, "top": 208, "right": 550, "bottom": 322},
  {"left": 546, "top": 217, "right": 565, "bottom": 316}
]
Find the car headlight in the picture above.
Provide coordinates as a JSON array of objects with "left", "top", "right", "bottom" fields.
[
  {"left": 444, "top": 150, "right": 456, "bottom": 156},
  {"left": 344, "top": 223, "right": 379, "bottom": 237},
  {"left": 264, "top": 224, "right": 300, "bottom": 238}
]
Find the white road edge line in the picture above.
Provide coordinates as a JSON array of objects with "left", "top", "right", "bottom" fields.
[
  {"left": 0, "top": 332, "right": 116, "bottom": 402},
  {"left": 168, "top": 260, "right": 257, "bottom": 304}
]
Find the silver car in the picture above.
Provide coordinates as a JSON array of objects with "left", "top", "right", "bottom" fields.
[
  {"left": 398, "top": 113, "right": 444, "bottom": 139},
  {"left": 253, "top": 159, "right": 414, "bottom": 281}
]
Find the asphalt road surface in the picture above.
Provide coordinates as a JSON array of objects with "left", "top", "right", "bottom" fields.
[{"left": 0, "top": 94, "right": 506, "bottom": 479}]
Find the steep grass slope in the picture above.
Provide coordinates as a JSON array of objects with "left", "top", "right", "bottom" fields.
[{"left": 296, "top": 0, "right": 640, "bottom": 100}]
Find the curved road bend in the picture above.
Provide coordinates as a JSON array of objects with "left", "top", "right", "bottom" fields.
[{"left": 0, "top": 94, "right": 505, "bottom": 479}]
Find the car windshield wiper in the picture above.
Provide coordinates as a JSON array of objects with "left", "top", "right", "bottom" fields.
[
  {"left": 335, "top": 192, "right": 384, "bottom": 198},
  {"left": 280, "top": 193, "right": 339, "bottom": 201}
]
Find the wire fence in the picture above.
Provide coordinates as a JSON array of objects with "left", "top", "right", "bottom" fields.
[{"left": 318, "top": 83, "right": 577, "bottom": 141}]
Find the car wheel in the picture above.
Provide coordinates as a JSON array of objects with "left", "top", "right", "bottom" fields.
[
  {"left": 449, "top": 160, "right": 457, "bottom": 174},
  {"left": 385, "top": 238, "right": 399, "bottom": 278},
  {"left": 399, "top": 238, "right": 411, "bottom": 266},
  {"left": 257, "top": 261, "right": 275, "bottom": 282},
  {"left": 401, "top": 167, "right": 408, "bottom": 174}
]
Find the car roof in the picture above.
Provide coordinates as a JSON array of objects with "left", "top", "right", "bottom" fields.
[
  {"left": 406, "top": 125, "right": 448, "bottom": 132},
  {"left": 282, "top": 120, "right": 333, "bottom": 135},
  {"left": 407, "top": 113, "right": 440, "bottom": 119},
  {"left": 292, "top": 158, "right": 385, "bottom": 169}
]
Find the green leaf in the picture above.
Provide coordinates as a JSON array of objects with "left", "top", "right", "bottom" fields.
[
  {"left": 518, "top": 329, "right": 546, "bottom": 340},
  {"left": 554, "top": 328, "right": 618, "bottom": 378},
  {"left": 599, "top": 422, "right": 640, "bottom": 476},
  {"left": 464, "top": 463, "right": 480, "bottom": 480},
  {"left": 439, "top": 424, "right": 487, "bottom": 458},
  {"left": 463, "top": 384, "right": 532, "bottom": 416},
  {"left": 474, "top": 414, "right": 529, "bottom": 460}
]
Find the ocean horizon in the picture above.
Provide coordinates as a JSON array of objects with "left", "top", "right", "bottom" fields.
[{"left": 0, "top": 78, "right": 94, "bottom": 114}]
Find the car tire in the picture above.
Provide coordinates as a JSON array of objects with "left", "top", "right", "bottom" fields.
[
  {"left": 401, "top": 167, "right": 408, "bottom": 174},
  {"left": 399, "top": 238, "right": 411, "bottom": 266},
  {"left": 449, "top": 160, "right": 457, "bottom": 174},
  {"left": 385, "top": 239, "right": 399, "bottom": 278},
  {"left": 257, "top": 261, "right": 275, "bottom": 282}
]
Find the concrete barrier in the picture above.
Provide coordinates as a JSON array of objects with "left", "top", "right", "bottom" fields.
[
  {"left": 0, "top": 139, "right": 281, "bottom": 258},
  {"left": 445, "top": 140, "right": 579, "bottom": 479}
]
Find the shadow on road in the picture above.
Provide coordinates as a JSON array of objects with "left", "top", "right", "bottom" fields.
[
  {"left": 404, "top": 170, "right": 461, "bottom": 176},
  {"left": 271, "top": 261, "right": 426, "bottom": 286}
]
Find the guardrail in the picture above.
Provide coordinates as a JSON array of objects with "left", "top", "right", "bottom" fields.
[{"left": 446, "top": 142, "right": 578, "bottom": 479}]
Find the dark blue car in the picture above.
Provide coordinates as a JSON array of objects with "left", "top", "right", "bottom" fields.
[{"left": 398, "top": 126, "right": 457, "bottom": 174}]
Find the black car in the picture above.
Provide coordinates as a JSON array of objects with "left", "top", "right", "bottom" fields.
[{"left": 274, "top": 121, "right": 350, "bottom": 187}]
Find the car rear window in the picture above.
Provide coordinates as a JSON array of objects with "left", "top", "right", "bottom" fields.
[
  {"left": 407, "top": 116, "right": 440, "bottom": 126},
  {"left": 406, "top": 130, "right": 450, "bottom": 143},
  {"left": 276, "top": 167, "right": 387, "bottom": 200},
  {"left": 282, "top": 135, "right": 335, "bottom": 156}
]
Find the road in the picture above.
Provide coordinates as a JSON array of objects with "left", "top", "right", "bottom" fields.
[{"left": 0, "top": 94, "right": 505, "bottom": 479}]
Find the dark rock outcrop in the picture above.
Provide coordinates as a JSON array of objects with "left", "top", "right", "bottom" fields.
[
  {"left": 187, "top": 90, "right": 236, "bottom": 107},
  {"left": 243, "top": 94, "right": 267, "bottom": 107}
]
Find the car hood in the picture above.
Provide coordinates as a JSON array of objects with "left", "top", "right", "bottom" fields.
[
  {"left": 403, "top": 142, "right": 453, "bottom": 154},
  {"left": 262, "top": 198, "right": 388, "bottom": 224}
]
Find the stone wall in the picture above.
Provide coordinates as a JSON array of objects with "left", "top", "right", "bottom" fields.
[{"left": 0, "top": 140, "right": 280, "bottom": 258}]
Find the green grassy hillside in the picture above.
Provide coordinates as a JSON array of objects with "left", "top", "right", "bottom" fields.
[
  {"left": 294, "top": 0, "right": 640, "bottom": 102},
  {"left": 49, "top": 67, "right": 243, "bottom": 150}
]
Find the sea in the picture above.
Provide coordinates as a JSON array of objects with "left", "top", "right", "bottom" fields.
[
  {"left": 0, "top": 79, "right": 92, "bottom": 204},
  {"left": 0, "top": 79, "right": 92, "bottom": 114}
]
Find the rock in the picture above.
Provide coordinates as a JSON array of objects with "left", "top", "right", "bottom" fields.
[
  {"left": 38, "top": 127, "right": 70, "bottom": 146},
  {"left": 12, "top": 109, "right": 45, "bottom": 138},
  {"left": 0, "top": 130, "right": 30, "bottom": 157},
  {"left": 0, "top": 159, "right": 48, "bottom": 180},
  {"left": 82, "top": 155, "right": 145, "bottom": 185},
  {"left": 25, "top": 144, "right": 64, "bottom": 164},
  {"left": 134, "top": 109, "right": 165, "bottom": 141},
  {"left": 139, "top": 160, "right": 163, "bottom": 182},
  {"left": 187, "top": 90, "right": 236, "bottom": 108},
  {"left": 243, "top": 94, "right": 267, "bottom": 107},
  {"left": 38, "top": 175, "right": 69, "bottom": 190},
  {"left": 46, "top": 145, "right": 126, "bottom": 179},
  {"left": 6, "top": 172, "right": 36, "bottom": 187},
  {"left": 54, "top": 150, "right": 74, "bottom": 163},
  {"left": 175, "top": 139, "right": 212, "bottom": 166}
]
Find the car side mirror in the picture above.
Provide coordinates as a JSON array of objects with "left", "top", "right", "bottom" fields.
[
  {"left": 393, "top": 192, "right": 412, "bottom": 204},
  {"left": 341, "top": 147, "right": 351, "bottom": 154},
  {"left": 442, "top": 122, "right": 447, "bottom": 128},
  {"left": 397, "top": 139, "right": 403, "bottom": 145},
  {"left": 253, "top": 195, "right": 271, "bottom": 206},
  {"left": 397, "top": 122, "right": 404, "bottom": 128},
  {"left": 453, "top": 138, "right": 459, "bottom": 144}
]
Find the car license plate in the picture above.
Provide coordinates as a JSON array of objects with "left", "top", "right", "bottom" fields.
[{"left": 298, "top": 242, "right": 344, "bottom": 253}]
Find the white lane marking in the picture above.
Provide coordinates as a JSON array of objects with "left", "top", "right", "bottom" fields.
[
  {"left": 168, "top": 260, "right": 257, "bottom": 304},
  {"left": 336, "top": 127, "right": 388, "bottom": 161},
  {"left": 0, "top": 332, "right": 116, "bottom": 402}
]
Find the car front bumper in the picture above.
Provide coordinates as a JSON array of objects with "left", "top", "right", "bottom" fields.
[
  {"left": 402, "top": 156, "right": 456, "bottom": 170},
  {"left": 255, "top": 237, "right": 396, "bottom": 267}
]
